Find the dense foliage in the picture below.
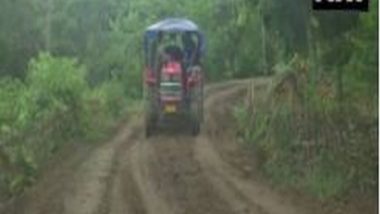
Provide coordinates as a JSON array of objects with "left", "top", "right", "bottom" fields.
[
  {"left": 0, "top": 54, "right": 127, "bottom": 197},
  {"left": 234, "top": 0, "right": 378, "bottom": 199},
  {"left": 0, "top": 0, "right": 377, "bottom": 201}
]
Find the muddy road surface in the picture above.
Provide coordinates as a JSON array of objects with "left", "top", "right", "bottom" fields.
[{"left": 1, "top": 79, "right": 339, "bottom": 214}]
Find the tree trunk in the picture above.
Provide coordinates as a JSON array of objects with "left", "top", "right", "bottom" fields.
[
  {"left": 260, "top": 9, "right": 268, "bottom": 75},
  {"left": 44, "top": 0, "right": 53, "bottom": 52}
]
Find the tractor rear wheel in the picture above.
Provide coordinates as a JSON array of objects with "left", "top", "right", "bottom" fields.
[
  {"left": 145, "top": 120, "right": 155, "bottom": 138},
  {"left": 191, "top": 119, "right": 201, "bottom": 136},
  {"left": 145, "top": 111, "right": 157, "bottom": 138}
]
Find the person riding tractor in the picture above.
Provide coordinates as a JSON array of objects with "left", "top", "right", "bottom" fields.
[{"left": 143, "top": 18, "right": 205, "bottom": 137}]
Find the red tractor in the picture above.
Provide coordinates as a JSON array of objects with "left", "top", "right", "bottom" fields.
[{"left": 143, "top": 18, "right": 205, "bottom": 137}]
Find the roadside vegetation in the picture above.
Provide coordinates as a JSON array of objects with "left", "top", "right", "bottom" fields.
[
  {"left": 0, "top": 53, "right": 128, "bottom": 198},
  {"left": 234, "top": 0, "right": 378, "bottom": 200}
]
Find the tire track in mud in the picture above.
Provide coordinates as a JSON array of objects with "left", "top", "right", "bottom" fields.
[
  {"left": 197, "top": 83, "right": 269, "bottom": 214},
  {"left": 144, "top": 136, "right": 233, "bottom": 214},
  {"left": 126, "top": 138, "right": 174, "bottom": 214},
  {"left": 104, "top": 81, "right": 249, "bottom": 214},
  {"left": 96, "top": 122, "right": 146, "bottom": 214},
  {"left": 0, "top": 118, "right": 143, "bottom": 214},
  {"left": 58, "top": 120, "right": 142, "bottom": 214},
  {"left": 195, "top": 79, "right": 307, "bottom": 214},
  {"left": 98, "top": 80, "right": 250, "bottom": 214}
]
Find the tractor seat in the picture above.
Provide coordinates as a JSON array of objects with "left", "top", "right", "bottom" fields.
[{"left": 164, "top": 45, "right": 183, "bottom": 61}]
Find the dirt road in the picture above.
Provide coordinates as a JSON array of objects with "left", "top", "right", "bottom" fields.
[{"left": 0, "top": 79, "right": 329, "bottom": 214}]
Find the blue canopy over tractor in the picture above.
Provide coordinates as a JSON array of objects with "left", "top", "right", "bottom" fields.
[
  {"left": 146, "top": 18, "right": 200, "bottom": 33},
  {"left": 143, "top": 18, "right": 206, "bottom": 59}
]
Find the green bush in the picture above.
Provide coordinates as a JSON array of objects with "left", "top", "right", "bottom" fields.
[
  {"left": 0, "top": 53, "right": 128, "bottom": 197},
  {"left": 0, "top": 78, "right": 25, "bottom": 138},
  {"left": 81, "top": 80, "right": 127, "bottom": 140},
  {"left": 28, "top": 53, "right": 89, "bottom": 136}
]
